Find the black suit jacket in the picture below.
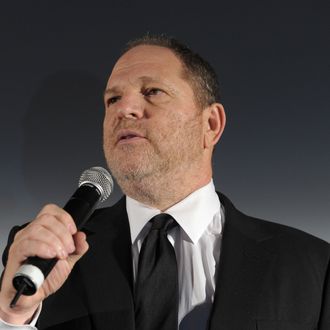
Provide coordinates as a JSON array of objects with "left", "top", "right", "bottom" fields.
[{"left": 3, "top": 193, "right": 330, "bottom": 329}]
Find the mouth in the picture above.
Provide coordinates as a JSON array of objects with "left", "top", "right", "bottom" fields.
[{"left": 116, "top": 129, "right": 146, "bottom": 144}]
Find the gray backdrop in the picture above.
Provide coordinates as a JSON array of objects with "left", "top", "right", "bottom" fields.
[{"left": 1, "top": 1, "right": 329, "bottom": 271}]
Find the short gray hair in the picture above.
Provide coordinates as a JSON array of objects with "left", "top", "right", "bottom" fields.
[{"left": 124, "top": 34, "right": 220, "bottom": 109}]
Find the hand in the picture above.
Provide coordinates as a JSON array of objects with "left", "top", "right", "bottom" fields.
[{"left": 0, "top": 204, "right": 89, "bottom": 325}]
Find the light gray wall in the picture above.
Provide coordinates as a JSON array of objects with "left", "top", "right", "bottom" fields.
[{"left": 1, "top": 1, "right": 329, "bottom": 272}]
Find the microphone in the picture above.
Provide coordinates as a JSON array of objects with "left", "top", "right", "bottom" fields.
[{"left": 10, "top": 167, "right": 114, "bottom": 308}]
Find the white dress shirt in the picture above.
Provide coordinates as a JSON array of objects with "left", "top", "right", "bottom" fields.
[
  {"left": 128, "top": 180, "right": 224, "bottom": 328},
  {"left": 0, "top": 180, "right": 224, "bottom": 329}
]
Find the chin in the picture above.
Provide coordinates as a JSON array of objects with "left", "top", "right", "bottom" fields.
[{"left": 108, "top": 163, "right": 148, "bottom": 182}]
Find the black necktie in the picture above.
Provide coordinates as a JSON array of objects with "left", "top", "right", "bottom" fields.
[{"left": 135, "top": 213, "right": 179, "bottom": 330}]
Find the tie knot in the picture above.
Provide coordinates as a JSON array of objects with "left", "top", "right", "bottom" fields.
[{"left": 150, "top": 213, "right": 177, "bottom": 232}]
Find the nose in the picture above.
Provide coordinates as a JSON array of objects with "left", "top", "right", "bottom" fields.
[{"left": 116, "top": 94, "right": 144, "bottom": 120}]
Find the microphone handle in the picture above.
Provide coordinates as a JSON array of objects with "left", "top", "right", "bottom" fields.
[{"left": 11, "top": 184, "right": 101, "bottom": 301}]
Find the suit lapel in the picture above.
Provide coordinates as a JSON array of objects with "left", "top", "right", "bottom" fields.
[
  {"left": 81, "top": 196, "right": 135, "bottom": 330},
  {"left": 83, "top": 196, "right": 134, "bottom": 292},
  {"left": 208, "top": 193, "right": 276, "bottom": 330}
]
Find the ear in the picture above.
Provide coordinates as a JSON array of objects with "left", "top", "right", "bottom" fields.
[{"left": 203, "top": 103, "right": 226, "bottom": 149}]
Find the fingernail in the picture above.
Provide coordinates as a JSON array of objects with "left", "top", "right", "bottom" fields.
[
  {"left": 68, "top": 224, "right": 76, "bottom": 234},
  {"left": 69, "top": 243, "right": 75, "bottom": 254},
  {"left": 58, "top": 247, "right": 67, "bottom": 259},
  {"left": 48, "top": 249, "right": 56, "bottom": 258}
]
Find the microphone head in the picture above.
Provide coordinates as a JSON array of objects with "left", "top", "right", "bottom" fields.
[{"left": 79, "top": 167, "right": 114, "bottom": 202}]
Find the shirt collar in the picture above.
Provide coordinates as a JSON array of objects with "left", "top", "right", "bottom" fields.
[{"left": 126, "top": 180, "right": 221, "bottom": 244}]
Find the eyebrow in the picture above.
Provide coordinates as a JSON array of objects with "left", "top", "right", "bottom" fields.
[
  {"left": 104, "top": 86, "right": 120, "bottom": 97},
  {"left": 103, "top": 76, "right": 177, "bottom": 97}
]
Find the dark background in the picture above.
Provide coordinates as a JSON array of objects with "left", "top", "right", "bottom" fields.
[{"left": 1, "top": 0, "right": 329, "bottom": 269}]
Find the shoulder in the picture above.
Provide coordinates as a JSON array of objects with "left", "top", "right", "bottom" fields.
[
  {"left": 218, "top": 191, "right": 330, "bottom": 264},
  {"left": 247, "top": 214, "right": 330, "bottom": 267}
]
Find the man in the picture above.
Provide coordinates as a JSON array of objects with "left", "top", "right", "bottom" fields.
[{"left": 0, "top": 35, "right": 329, "bottom": 329}]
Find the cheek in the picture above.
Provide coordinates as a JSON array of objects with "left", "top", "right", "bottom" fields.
[
  {"left": 102, "top": 117, "right": 108, "bottom": 139},
  {"left": 151, "top": 116, "right": 181, "bottom": 141},
  {"left": 103, "top": 111, "right": 116, "bottom": 133},
  {"left": 103, "top": 116, "right": 114, "bottom": 147},
  {"left": 151, "top": 117, "right": 189, "bottom": 149}
]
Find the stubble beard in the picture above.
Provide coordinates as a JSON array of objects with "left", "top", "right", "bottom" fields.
[
  {"left": 104, "top": 116, "right": 204, "bottom": 208},
  {"left": 104, "top": 140, "right": 175, "bottom": 205}
]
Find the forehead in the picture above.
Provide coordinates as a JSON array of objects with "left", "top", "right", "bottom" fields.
[{"left": 106, "top": 45, "right": 185, "bottom": 88}]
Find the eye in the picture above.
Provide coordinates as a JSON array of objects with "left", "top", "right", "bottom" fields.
[
  {"left": 143, "top": 88, "right": 164, "bottom": 97},
  {"left": 105, "top": 96, "right": 121, "bottom": 106}
]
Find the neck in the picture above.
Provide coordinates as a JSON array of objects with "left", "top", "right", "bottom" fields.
[{"left": 117, "top": 165, "right": 212, "bottom": 211}]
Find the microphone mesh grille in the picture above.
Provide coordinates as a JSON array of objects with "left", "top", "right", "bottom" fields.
[{"left": 79, "top": 167, "right": 114, "bottom": 202}]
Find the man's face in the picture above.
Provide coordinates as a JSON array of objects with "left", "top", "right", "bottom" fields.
[{"left": 103, "top": 45, "right": 205, "bottom": 186}]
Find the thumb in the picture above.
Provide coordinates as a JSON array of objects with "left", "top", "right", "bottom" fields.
[{"left": 67, "top": 231, "right": 89, "bottom": 268}]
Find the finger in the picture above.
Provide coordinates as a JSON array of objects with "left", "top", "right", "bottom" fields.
[
  {"left": 32, "top": 215, "right": 76, "bottom": 255},
  {"left": 9, "top": 239, "right": 57, "bottom": 264},
  {"left": 66, "top": 232, "right": 89, "bottom": 267},
  {"left": 12, "top": 227, "right": 70, "bottom": 261},
  {"left": 36, "top": 204, "right": 77, "bottom": 235},
  {"left": 14, "top": 216, "right": 76, "bottom": 258}
]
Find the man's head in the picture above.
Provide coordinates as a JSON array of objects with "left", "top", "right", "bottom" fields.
[{"left": 103, "top": 35, "right": 226, "bottom": 209}]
